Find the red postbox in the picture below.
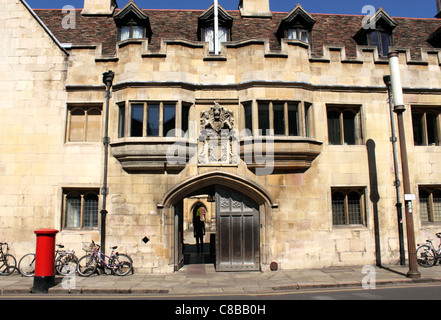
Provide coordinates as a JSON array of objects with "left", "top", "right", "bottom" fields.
[{"left": 32, "top": 229, "right": 59, "bottom": 293}]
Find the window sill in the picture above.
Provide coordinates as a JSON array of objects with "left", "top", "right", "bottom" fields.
[
  {"left": 64, "top": 141, "right": 101, "bottom": 146},
  {"left": 117, "top": 39, "right": 148, "bottom": 48},
  {"left": 203, "top": 54, "right": 227, "bottom": 61},
  {"left": 413, "top": 144, "right": 441, "bottom": 148},
  {"left": 332, "top": 224, "right": 367, "bottom": 230},
  {"left": 60, "top": 228, "right": 99, "bottom": 234},
  {"left": 327, "top": 144, "right": 365, "bottom": 149}
]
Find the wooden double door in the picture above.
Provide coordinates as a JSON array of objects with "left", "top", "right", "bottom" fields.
[
  {"left": 174, "top": 186, "right": 260, "bottom": 271},
  {"left": 215, "top": 186, "right": 260, "bottom": 271}
]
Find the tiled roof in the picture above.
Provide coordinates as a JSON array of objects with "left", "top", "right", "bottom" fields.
[{"left": 34, "top": 8, "right": 441, "bottom": 59}]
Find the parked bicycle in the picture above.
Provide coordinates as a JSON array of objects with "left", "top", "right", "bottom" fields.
[
  {"left": 18, "top": 244, "right": 78, "bottom": 277},
  {"left": 416, "top": 232, "right": 441, "bottom": 267},
  {"left": 77, "top": 241, "right": 133, "bottom": 277},
  {"left": 0, "top": 243, "right": 17, "bottom": 276}
]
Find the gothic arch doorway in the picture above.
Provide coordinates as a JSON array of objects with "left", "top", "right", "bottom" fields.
[
  {"left": 190, "top": 201, "right": 208, "bottom": 229},
  {"left": 159, "top": 171, "right": 276, "bottom": 272}
]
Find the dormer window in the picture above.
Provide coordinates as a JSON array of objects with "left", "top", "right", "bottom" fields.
[
  {"left": 277, "top": 5, "right": 315, "bottom": 45},
  {"left": 198, "top": 4, "right": 233, "bottom": 54},
  {"left": 120, "top": 25, "right": 144, "bottom": 41},
  {"left": 288, "top": 28, "right": 310, "bottom": 43},
  {"left": 368, "top": 30, "right": 391, "bottom": 57},
  {"left": 353, "top": 8, "right": 396, "bottom": 57},
  {"left": 204, "top": 26, "right": 228, "bottom": 52},
  {"left": 114, "top": 2, "right": 152, "bottom": 42},
  {"left": 429, "top": 26, "right": 441, "bottom": 48}
]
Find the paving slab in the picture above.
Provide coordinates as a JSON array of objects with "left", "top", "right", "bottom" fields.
[{"left": 1, "top": 264, "right": 441, "bottom": 296}]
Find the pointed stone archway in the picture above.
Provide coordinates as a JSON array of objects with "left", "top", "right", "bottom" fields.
[{"left": 158, "top": 170, "right": 277, "bottom": 272}]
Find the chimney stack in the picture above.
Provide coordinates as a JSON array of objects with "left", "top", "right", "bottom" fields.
[
  {"left": 239, "top": 0, "right": 272, "bottom": 18},
  {"left": 436, "top": 0, "right": 441, "bottom": 18},
  {"left": 81, "top": 0, "right": 117, "bottom": 16}
]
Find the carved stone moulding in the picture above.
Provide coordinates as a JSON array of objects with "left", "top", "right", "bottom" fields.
[
  {"left": 198, "top": 102, "right": 238, "bottom": 165},
  {"left": 240, "top": 136, "right": 323, "bottom": 174},
  {"left": 111, "top": 138, "right": 197, "bottom": 172}
]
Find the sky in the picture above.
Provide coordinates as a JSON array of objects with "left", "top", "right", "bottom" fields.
[{"left": 26, "top": 0, "right": 437, "bottom": 19}]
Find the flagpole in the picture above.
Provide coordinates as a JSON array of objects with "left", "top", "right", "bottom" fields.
[{"left": 214, "top": 0, "right": 219, "bottom": 55}]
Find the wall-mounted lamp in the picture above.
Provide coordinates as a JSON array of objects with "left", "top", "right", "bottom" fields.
[{"left": 102, "top": 70, "right": 115, "bottom": 88}]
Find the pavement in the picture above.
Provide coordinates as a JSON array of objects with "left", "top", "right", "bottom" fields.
[{"left": 1, "top": 250, "right": 441, "bottom": 297}]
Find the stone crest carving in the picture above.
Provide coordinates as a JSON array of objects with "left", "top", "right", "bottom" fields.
[{"left": 198, "top": 102, "right": 238, "bottom": 165}]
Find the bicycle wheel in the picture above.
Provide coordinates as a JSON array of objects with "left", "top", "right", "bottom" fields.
[
  {"left": 18, "top": 253, "right": 35, "bottom": 277},
  {"left": 416, "top": 244, "right": 436, "bottom": 267},
  {"left": 55, "top": 254, "right": 78, "bottom": 276},
  {"left": 111, "top": 254, "right": 133, "bottom": 276},
  {"left": 0, "top": 254, "right": 17, "bottom": 275},
  {"left": 77, "top": 255, "right": 98, "bottom": 277}
]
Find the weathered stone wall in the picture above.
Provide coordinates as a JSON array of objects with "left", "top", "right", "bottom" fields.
[
  {"left": 65, "top": 39, "right": 441, "bottom": 271},
  {"left": 1, "top": 1, "right": 441, "bottom": 271},
  {"left": 0, "top": 1, "right": 104, "bottom": 258}
]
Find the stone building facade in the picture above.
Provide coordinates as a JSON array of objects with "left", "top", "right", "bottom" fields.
[{"left": 1, "top": 0, "right": 441, "bottom": 273}]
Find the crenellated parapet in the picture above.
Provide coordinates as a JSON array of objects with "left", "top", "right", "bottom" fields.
[
  {"left": 81, "top": 38, "right": 441, "bottom": 67},
  {"left": 62, "top": 37, "right": 441, "bottom": 92}
]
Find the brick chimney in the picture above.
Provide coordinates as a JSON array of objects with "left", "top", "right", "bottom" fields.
[
  {"left": 239, "top": 0, "right": 272, "bottom": 17},
  {"left": 81, "top": 0, "right": 117, "bottom": 16}
]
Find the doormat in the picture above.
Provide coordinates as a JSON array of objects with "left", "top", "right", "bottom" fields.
[{"left": 187, "top": 264, "right": 206, "bottom": 276}]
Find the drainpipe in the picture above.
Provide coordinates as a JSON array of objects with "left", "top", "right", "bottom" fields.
[
  {"left": 384, "top": 75, "right": 405, "bottom": 265},
  {"left": 387, "top": 52, "right": 420, "bottom": 278},
  {"left": 101, "top": 70, "right": 115, "bottom": 256}
]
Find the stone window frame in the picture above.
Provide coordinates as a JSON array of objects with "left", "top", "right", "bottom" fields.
[
  {"left": 61, "top": 188, "right": 100, "bottom": 230},
  {"left": 117, "top": 102, "right": 126, "bottom": 139},
  {"left": 411, "top": 106, "right": 441, "bottom": 146},
  {"left": 181, "top": 102, "right": 192, "bottom": 138},
  {"left": 246, "top": 100, "right": 312, "bottom": 137},
  {"left": 121, "top": 101, "right": 190, "bottom": 138},
  {"left": 419, "top": 185, "right": 441, "bottom": 223},
  {"left": 331, "top": 187, "right": 367, "bottom": 227},
  {"left": 65, "top": 104, "right": 102, "bottom": 143},
  {"left": 326, "top": 104, "right": 363, "bottom": 146}
]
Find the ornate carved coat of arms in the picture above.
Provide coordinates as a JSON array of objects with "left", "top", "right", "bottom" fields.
[{"left": 198, "top": 102, "right": 238, "bottom": 165}]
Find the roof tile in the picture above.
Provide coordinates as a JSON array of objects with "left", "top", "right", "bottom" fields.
[{"left": 34, "top": 8, "right": 441, "bottom": 59}]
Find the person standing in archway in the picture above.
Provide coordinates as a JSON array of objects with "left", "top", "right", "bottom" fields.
[{"left": 194, "top": 208, "right": 205, "bottom": 253}]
